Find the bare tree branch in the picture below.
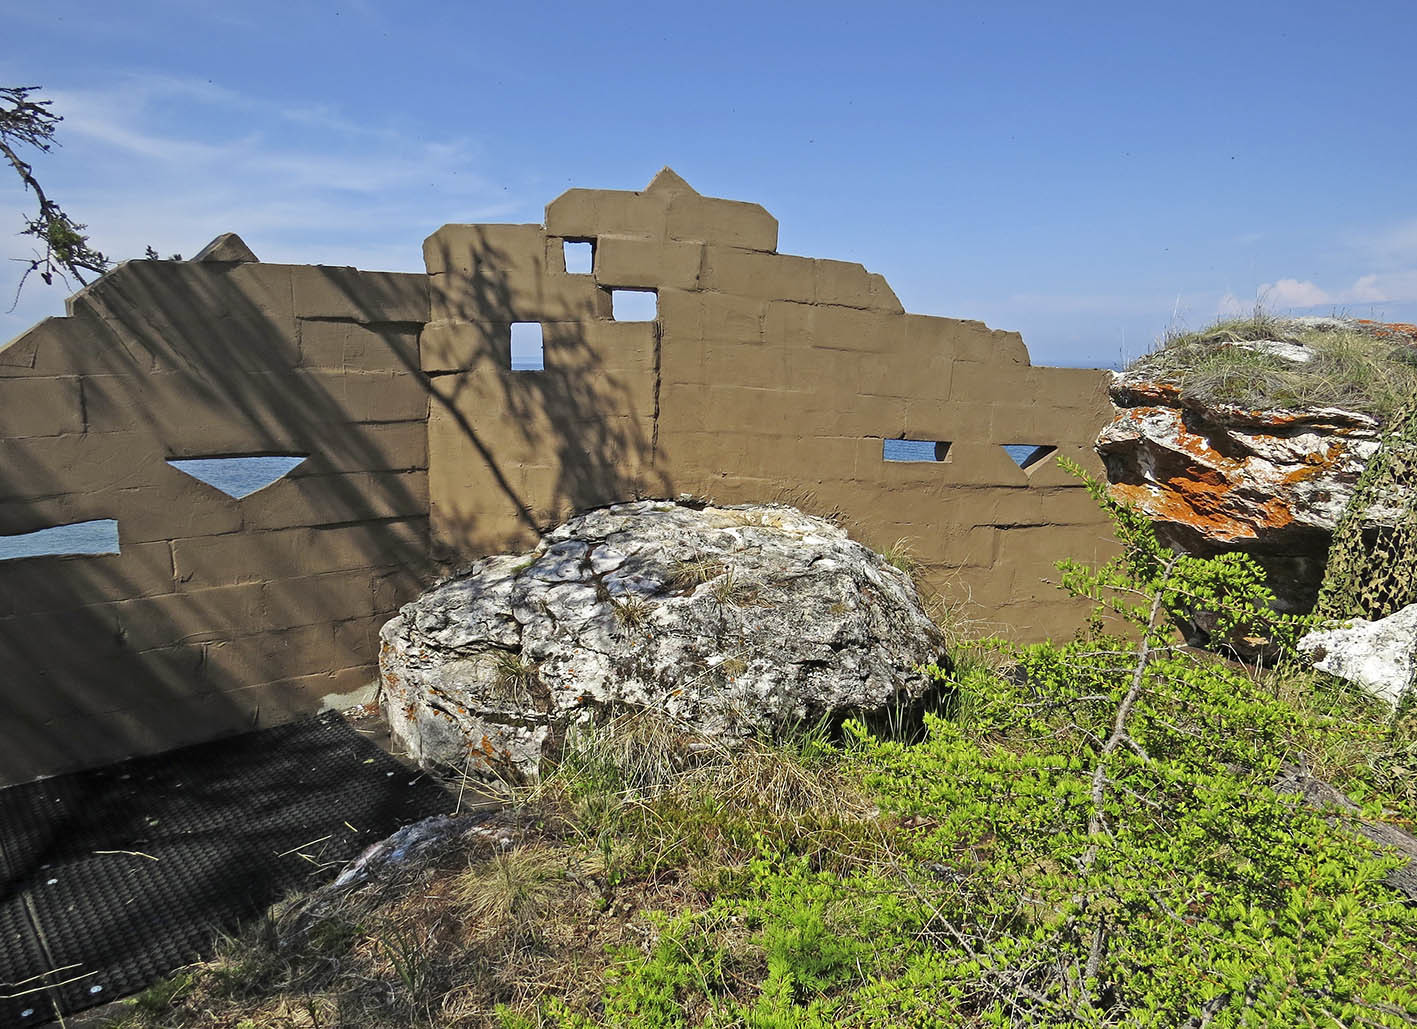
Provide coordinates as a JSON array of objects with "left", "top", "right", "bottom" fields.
[{"left": 1, "top": 85, "right": 110, "bottom": 308}]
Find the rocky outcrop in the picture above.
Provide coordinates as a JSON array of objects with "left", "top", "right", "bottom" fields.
[
  {"left": 379, "top": 500, "right": 943, "bottom": 780},
  {"left": 1299, "top": 604, "right": 1417, "bottom": 705},
  {"left": 1097, "top": 374, "right": 1381, "bottom": 613}
]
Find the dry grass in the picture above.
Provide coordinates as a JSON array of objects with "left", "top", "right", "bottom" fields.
[
  {"left": 668, "top": 556, "right": 725, "bottom": 592},
  {"left": 880, "top": 537, "right": 919, "bottom": 579},
  {"left": 609, "top": 594, "right": 652, "bottom": 631},
  {"left": 1129, "top": 312, "right": 1417, "bottom": 421},
  {"left": 101, "top": 710, "right": 886, "bottom": 1029}
]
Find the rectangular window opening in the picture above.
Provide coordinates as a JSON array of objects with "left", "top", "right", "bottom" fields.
[
  {"left": 563, "top": 240, "right": 594, "bottom": 275},
  {"left": 511, "top": 322, "right": 545, "bottom": 371},
  {"left": 883, "top": 438, "right": 951, "bottom": 463},
  {"left": 610, "top": 289, "right": 658, "bottom": 322},
  {"left": 0, "top": 519, "right": 120, "bottom": 561}
]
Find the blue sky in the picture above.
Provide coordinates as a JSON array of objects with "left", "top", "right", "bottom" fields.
[{"left": 4, "top": 0, "right": 1415, "bottom": 367}]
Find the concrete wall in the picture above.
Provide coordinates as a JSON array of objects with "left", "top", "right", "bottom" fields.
[
  {"left": 0, "top": 249, "right": 432, "bottom": 784},
  {"left": 0, "top": 169, "right": 1116, "bottom": 785},
  {"left": 424, "top": 168, "right": 1116, "bottom": 638}
]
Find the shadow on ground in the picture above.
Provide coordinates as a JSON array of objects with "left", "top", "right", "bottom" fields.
[{"left": 0, "top": 712, "right": 472, "bottom": 1026}]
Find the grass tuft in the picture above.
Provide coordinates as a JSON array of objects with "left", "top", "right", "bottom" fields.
[{"left": 1129, "top": 311, "right": 1417, "bottom": 421}]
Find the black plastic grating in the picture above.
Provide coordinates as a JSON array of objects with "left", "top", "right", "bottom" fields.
[{"left": 0, "top": 712, "right": 455, "bottom": 1023}]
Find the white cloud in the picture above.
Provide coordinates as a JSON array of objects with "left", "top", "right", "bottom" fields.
[
  {"left": 1253, "top": 271, "right": 1417, "bottom": 310},
  {"left": 1258, "top": 278, "right": 1332, "bottom": 308},
  {"left": 1, "top": 74, "right": 530, "bottom": 342}
]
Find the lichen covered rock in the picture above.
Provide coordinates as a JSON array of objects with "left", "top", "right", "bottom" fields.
[
  {"left": 379, "top": 500, "right": 943, "bottom": 780},
  {"left": 1097, "top": 376, "right": 1381, "bottom": 612}
]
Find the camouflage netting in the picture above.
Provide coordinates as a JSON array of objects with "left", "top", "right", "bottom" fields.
[{"left": 1317, "top": 398, "right": 1417, "bottom": 621}]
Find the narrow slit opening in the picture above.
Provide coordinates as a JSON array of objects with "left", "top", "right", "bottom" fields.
[
  {"left": 0, "top": 519, "right": 120, "bottom": 561},
  {"left": 883, "top": 438, "right": 951, "bottom": 463}
]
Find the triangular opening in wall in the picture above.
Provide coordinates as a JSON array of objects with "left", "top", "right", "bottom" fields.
[
  {"left": 168, "top": 455, "right": 308, "bottom": 499},
  {"left": 1002, "top": 445, "right": 1057, "bottom": 474}
]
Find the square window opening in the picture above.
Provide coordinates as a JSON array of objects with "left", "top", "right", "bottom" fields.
[
  {"left": 883, "top": 438, "right": 951, "bottom": 463},
  {"left": 563, "top": 240, "right": 594, "bottom": 275},
  {"left": 511, "top": 322, "right": 545, "bottom": 371},
  {"left": 610, "top": 289, "right": 658, "bottom": 322}
]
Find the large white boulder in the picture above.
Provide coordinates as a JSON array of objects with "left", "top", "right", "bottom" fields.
[{"left": 379, "top": 500, "right": 944, "bottom": 780}]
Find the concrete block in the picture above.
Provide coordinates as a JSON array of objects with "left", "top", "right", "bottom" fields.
[
  {"left": 112, "top": 473, "right": 247, "bottom": 543},
  {"left": 656, "top": 287, "right": 701, "bottom": 336},
  {"left": 420, "top": 318, "right": 514, "bottom": 373},
  {"left": 425, "top": 223, "right": 543, "bottom": 280},
  {"left": 903, "top": 400, "right": 995, "bottom": 444},
  {"left": 298, "top": 320, "right": 419, "bottom": 372},
  {"left": 813, "top": 260, "right": 879, "bottom": 309},
  {"left": 0, "top": 314, "right": 131, "bottom": 377},
  {"left": 75, "top": 261, "right": 301, "bottom": 373},
  {"left": 1025, "top": 366, "right": 1113, "bottom": 422},
  {"left": 763, "top": 301, "right": 814, "bottom": 348},
  {"left": 95, "top": 582, "right": 270, "bottom": 652},
  {"left": 290, "top": 266, "right": 428, "bottom": 323},
  {"left": 238, "top": 470, "right": 429, "bottom": 530},
  {"left": 809, "top": 305, "right": 906, "bottom": 354},
  {"left": 205, "top": 623, "right": 335, "bottom": 686},
  {"left": 171, "top": 517, "right": 429, "bottom": 589},
  {"left": 905, "top": 315, "right": 1030, "bottom": 365},
  {"left": 700, "top": 341, "right": 792, "bottom": 389},
  {"left": 325, "top": 370, "right": 430, "bottom": 423},
  {"left": 260, "top": 567, "right": 396, "bottom": 627},
  {"left": 0, "top": 432, "right": 160, "bottom": 503},
  {"left": 666, "top": 194, "right": 778, "bottom": 251},
  {"left": 949, "top": 361, "right": 1031, "bottom": 407},
  {"left": 867, "top": 274, "right": 904, "bottom": 314},
  {"left": 296, "top": 421, "right": 428, "bottom": 474},
  {"left": 545, "top": 189, "right": 670, "bottom": 241},
  {"left": 701, "top": 248, "right": 814, "bottom": 302},
  {"left": 701, "top": 292, "right": 767, "bottom": 343},
  {"left": 0, "top": 376, "right": 82, "bottom": 437},
  {"left": 0, "top": 539, "right": 172, "bottom": 618},
  {"left": 594, "top": 235, "right": 704, "bottom": 291},
  {"left": 333, "top": 614, "right": 389, "bottom": 666}
]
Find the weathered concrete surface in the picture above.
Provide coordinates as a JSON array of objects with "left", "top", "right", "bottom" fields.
[
  {"left": 423, "top": 168, "right": 1118, "bottom": 640},
  {"left": 1299, "top": 604, "right": 1417, "bottom": 705},
  {"left": 380, "top": 501, "right": 944, "bottom": 780},
  {"left": 1098, "top": 375, "right": 1381, "bottom": 612},
  {"left": 0, "top": 248, "right": 433, "bottom": 785}
]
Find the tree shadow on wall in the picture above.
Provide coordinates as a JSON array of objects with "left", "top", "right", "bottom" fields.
[
  {"left": 0, "top": 231, "right": 670, "bottom": 786},
  {"left": 0, "top": 258, "right": 440, "bottom": 784},
  {"left": 418, "top": 228, "right": 670, "bottom": 561}
]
